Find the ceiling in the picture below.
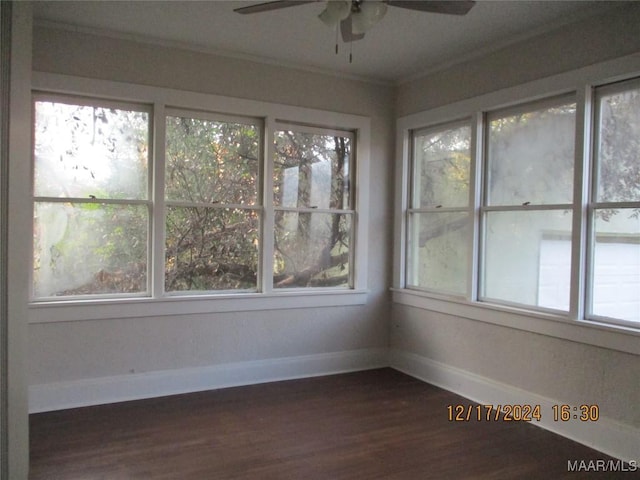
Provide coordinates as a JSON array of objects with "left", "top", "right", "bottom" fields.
[{"left": 32, "top": 0, "right": 620, "bottom": 84}]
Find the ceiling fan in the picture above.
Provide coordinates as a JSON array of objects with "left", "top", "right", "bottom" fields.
[{"left": 234, "top": 1, "right": 476, "bottom": 43}]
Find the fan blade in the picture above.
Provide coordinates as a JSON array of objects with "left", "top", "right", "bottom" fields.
[
  {"left": 385, "top": 1, "right": 475, "bottom": 16},
  {"left": 340, "top": 16, "right": 366, "bottom": 42},
  {"left": 234, "top": 0, "right": 317, "bottom": 15}
]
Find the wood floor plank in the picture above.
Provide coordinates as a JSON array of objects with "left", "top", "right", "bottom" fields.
[{"left": 29, "top": 368, "right": 628, "bottom": 479}]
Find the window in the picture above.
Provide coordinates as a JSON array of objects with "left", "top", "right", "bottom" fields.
[
  {"left": 481, "top": 97, "right": 576, "bottom": 311},
  {"left": 407, "top": 121, "right": 472, "bottom": 296},
  {"left": 399, "top": 70, "right": 640, "bottom": 333},
  {"left": 589, "top": 79, "right": 640, "bottom": 324},
  {"left": 273, "top": 125, "right": 354, "bottom": 289},
  {"left": 33, "top": 96, "right": 151, "bottom": 298},
  {"left": 31, "top": 89, "right": 365, "bottom": 305},
  {"left": 164, "top": 111, "right": 261, "bottom": 293}
]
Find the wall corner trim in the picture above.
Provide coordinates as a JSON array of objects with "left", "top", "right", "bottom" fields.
[{"left": 389, "top": 349, "right": 640, "bottom": 464}]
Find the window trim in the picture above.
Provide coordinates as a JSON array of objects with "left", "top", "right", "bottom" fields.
[
  {"left": 28, "top": 72, "right": 370, "bottom": 322},
  {"left": 394, "top": 52, "right": 640, "bottom": 354}
]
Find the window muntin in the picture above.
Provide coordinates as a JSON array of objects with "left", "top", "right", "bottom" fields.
[
  {"left": 164, "top": 112, "right": 261, "bottom": 293},
  {"left": 589, "top": 80, "right": 640, "bottom": 324},
  {"left": 272, "top": 126, "right": 354, "bottom": 289},
  {"left": 33, "top": 96, "right": 151, "bottom": 298},
  {"left": 480, "top": 98, "right": 576, "bottom": 311},
  {"left": 406, "top": 122, "right": 471, "bottom": 296}
]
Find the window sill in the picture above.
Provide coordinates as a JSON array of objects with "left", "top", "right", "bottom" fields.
[
  {"left": 391, "top": 289, "right": 640, "bottom": 356},
  {"left": 29, "top": 290, "right": 369, "bottom": 324}
]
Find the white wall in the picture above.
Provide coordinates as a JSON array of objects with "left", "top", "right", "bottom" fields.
[
  {"left": 397, "top": 3, "right": 640, "bottom": 115},
  {"left": 392, "top": 2, "right": 640, "bottom": 462},
  {"left": 28, "top": 26, "right": 395, "bottom": 409},
  {"left": 6, "top": 3, "right": 32, "bottom": 479}
]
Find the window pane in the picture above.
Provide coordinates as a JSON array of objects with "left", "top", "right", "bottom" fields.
[
  {"left": 591, "top": 209, "right": 640, "bottom": 323},
  {"left": 34, "top": 101, "right": 149, "bottom": 199},
  {"left": 482, "top": 210, "right": 572, "bottom": 310},
  {"left": 596, "top": 86, "right": 640, "bottom": 202},
  {"left": 165, "top": 207, "right": 259, "bottom": 291},
  {"left": 33, "top": 202, "right": 148, "bottom": 297},
  {"left": 274, "top": 212, "right": 350, "bottom": 288},
  {"left": 165, "top": 116, "right": 259, "bottom": 205},
  {"left": 407, "top": 212, "right": 470, "bottom": 295},
  {"left": 273, "top": 131, "right": 350, "bottom": 209},
  {"left": 487, "top": 102, "right": 575, "bottom": 205},
  {"left": 413, "top": 124, "right": 470, "bottom": 208}
]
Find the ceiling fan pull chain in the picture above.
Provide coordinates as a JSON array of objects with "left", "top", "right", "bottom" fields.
[
  {"left": 349, "top": 40, "right": 353, "bottom": 64},
  {"left": 335, "top": 24, "right": 339, "bottom": 55}
]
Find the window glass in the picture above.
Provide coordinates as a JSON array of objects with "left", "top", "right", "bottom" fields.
[
  {"left": 486, "top": 103, "right": 575, "bottom": 206},
  {"left": 595, "top": 87, "right": 640, "bottom": 203},
  {"left": 165, "top": 207, "right": 259, "bottom": 291},
  {"left": 591, "top": 210, "right": 640, "bottom": 323},
  {"left": 274, "top": 212, "right": 350, "bottom": 288},
  {"left": 407, "top": 211, "right": 470, "bottom": 295},
  {"left": 33, "top": 202, "right": 148, "bottom": 297},
  {"left": 482, "top": 210, "right": 573, "bottom": 310},
  {"left": 165, "top": 116, "right": 260, "bottom": 205},
  {"left": 273, "top": 131, "right": 350, "bottom": 210},
  {"left": 34, "top": 101, "right": 148, "bottom": 200},
  {"left": 413, "top": 125, "right": 470, "bottom": 208}
]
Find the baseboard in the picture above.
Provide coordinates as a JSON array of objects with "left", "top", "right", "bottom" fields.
[
  {"left": 29, "top": 347, "right": 389, "bottom": 413},
  {"left": 389, "top": 349, "right": 640, "bottom": 464},
  {"left": 30, "top": 346, "right": 640, "bottom": 464}
]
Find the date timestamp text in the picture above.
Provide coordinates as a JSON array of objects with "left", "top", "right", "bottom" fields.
[{"left": 447, "top": 404, "right": 600, "bottom": 422}]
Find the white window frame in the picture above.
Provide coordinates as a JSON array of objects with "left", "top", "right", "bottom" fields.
[
  {"left": 28, "top": 72, "right": 370, "bottom": 324},
  {"left": 32, "top": 93, "right": 154, "bottom": 300},
  {"left": 405, "top": 119, "right": 475, "bottom": 298},
  {"left": 162, "top": 107, "right": 264, "bottom": 295},
  {"left": 479, "top": 94, "right": 577, "bottom": 314},
  {"left": 587, "top": 77, "right": 640, "bottom": 329},
  {"left": 393, "top": 53, "right": 640, "bottom": 356},
  {"left": 271, "top": 121, "right": 356, "bottom": 291}
]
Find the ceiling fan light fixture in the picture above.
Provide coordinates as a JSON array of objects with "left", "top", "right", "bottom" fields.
[
  {"left": 350, "top": 1, "right": 387, "bottom": 35},
  {"left": 318, "top": 1, "right": 351, "bottom": 27}
]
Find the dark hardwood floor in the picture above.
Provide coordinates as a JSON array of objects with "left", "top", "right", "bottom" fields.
[{"left": 30, "top": 368, "right": 626, "bottom": 479}]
